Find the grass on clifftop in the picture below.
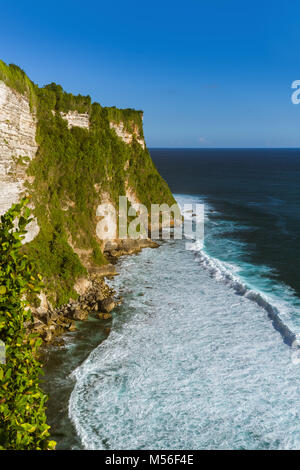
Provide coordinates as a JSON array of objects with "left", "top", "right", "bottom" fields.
[{"left": 0, "top": 60, "right": 175, "bottom": 306}]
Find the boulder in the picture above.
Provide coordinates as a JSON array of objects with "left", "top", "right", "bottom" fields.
[
  {"left": 98, "top": 297, "right": 115, "bottom": 313},
  {"left": 48, "top": 310, "right": 59, "bottom": 321},
  {"left": 32, "top": 319, "right": 45, "bottom": 331},
  {"left": 37, "top": 310, "right": 50, "bottom": 325},
  {"left": 42, "top": 329, "right": 53, "bottom": 343},
  {"left": 68, "top": 322, "right": 76, "bottom": 331},
  {"left": 97, "top": 313, "right": 112, "bottom": 320},
  {"left": 73, "top": 307, "right": 89, "bottom": 321}
]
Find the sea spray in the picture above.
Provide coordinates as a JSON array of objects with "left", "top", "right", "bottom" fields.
[{"left": 68, "top": 236, "right": 300, "bottom": 450}]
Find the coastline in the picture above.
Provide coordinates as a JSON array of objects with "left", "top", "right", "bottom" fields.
[
  {"left": 66, "top": 231, "right": 300, "bottom": 450},
  {"left": 30, "top": 238, "right": 159, "bottom": 345},
  {"left": 41, "top": 186, "right": 300, "bottom": 449},
  {"left": 40, "top": 239, "right": 160, "bottom": 449}
]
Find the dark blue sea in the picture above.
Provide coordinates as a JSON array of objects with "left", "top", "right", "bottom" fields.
[
  {"left": 44, "top": 149, "right": 300, "bottom": 450},
  {"left": 152, "top": 148, "right": 300, "bottom": 337}
]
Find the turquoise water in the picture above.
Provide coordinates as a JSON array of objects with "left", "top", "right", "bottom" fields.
[
  {"left": 152, "top": 149, "right": 300, "bottom": 340},
  {"left": 152, "top": 149, "right": 300, "bottom": 304},
  {"left": 69, "top": 224, "right": 300, "bottom": 449},
  {"left": 44, "top": 149, "right": 300, "bottom": 449}
]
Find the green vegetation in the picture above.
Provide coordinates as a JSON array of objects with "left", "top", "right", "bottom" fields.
[
  {"left": 0, "top": 60, "right": 175, "bottom": 450},
  {"left": 0, "top": 198, "right": 55, "bottom": 450},
  {"left": 0, "top": 61, "right": 37, "bottom": 110},
  {"left": 0, "top": 60, "right": 175, "bottom": 306},
  {"left": 44, "top": 83, "right": 91, "bottom": 114},
  {"left": 106, "top": 106, "right": 144, "bottom": 136}
]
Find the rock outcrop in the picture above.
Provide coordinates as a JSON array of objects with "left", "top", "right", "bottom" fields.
[
  {"left": 110, "top": 121, "right": 145, "bottom": 149},
  {"left": 0, "top": 61, "right": 176, "bottom": 343},
  {"left": 31, "top": 273, "right": 117, "bottom": 343},
  {"left": 60, "top": 110, "right": 89, "bottom": 129},
  {"left": 0, "top": 81, "right": 39, "bottom": 242}
]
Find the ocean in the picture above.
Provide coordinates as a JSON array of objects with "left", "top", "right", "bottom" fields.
[{"left": 42, "top": 148, "right": 300, "bottom": 449}]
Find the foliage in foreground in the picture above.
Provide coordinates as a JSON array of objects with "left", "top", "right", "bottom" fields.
[{"left": 0, "top": 199, "right": 55, "bottom": 450}]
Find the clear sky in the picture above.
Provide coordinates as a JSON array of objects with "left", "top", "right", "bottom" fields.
[{"left": 2, "top": 0, "right": 300, "bottom": 147}]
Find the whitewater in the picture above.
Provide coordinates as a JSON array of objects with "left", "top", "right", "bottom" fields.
[{"left": 68, "top": 195, "right": 300, "bottom": 450}]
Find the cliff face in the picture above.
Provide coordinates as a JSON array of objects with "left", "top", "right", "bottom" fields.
[
  {"left": 0, "top": 81, "right": 39, "bottom": 243},
  {"left": 0, "top": 61, "right": 175, "bottom": 307},
  {"left": 109, "top": 121, "right": 145, "bottom": 149},
  {"left": 60, "top": 110, "right": 90, "bottom": 129}
]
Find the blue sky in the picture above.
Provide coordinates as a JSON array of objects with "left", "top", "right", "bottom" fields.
[{"left": 1, "top": 0, "right": 300, "bottom": 147}]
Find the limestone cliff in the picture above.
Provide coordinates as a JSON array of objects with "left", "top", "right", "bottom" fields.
[
  {"left": 0, "top": 81, "right": 39, "bottom": 242},
  {"left": 0, "top": 60, "right": 175, "bottom": 308},
  {"left": 109, "top": 121, "right": 145, "bottom": 149},
  {"left": 60, "top": 110, "right": 89, "bottom": 129}
]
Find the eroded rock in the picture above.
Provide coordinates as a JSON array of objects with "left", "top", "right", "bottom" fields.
[
  {"left": 99, "top": 297, "right": 115, "bottom": 313},
  {"left": 97, "top": 313, "right": 112, "bottom": 320}
]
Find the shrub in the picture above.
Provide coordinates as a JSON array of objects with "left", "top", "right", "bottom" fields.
[{"left": 0, "top": 199, "right": 55, "bottom": 450}]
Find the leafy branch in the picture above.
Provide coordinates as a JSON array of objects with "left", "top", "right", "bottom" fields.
[{"left": 0, "top": 198, "right": 55, "bottom": 450}]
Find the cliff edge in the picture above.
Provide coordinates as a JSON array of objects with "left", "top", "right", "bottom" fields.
[{"left": 0, "top": 61, "right": 175, "bottom": 317}]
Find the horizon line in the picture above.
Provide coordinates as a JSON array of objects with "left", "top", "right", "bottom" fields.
[{"left": 148, "top": 146, "right": 300, "bottom": 150}]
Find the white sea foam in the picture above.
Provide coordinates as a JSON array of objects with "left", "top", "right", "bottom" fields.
[
  {"left": 68, "top": 194, "right": 300, "bottom": 450},
  {"left": 176, "top": 193, "right": 300, "bottom": 343},
  {"left": 69, "top": 236, "right": 300, "bottom": 450}
]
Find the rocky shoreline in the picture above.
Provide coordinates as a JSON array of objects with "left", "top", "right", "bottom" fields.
[{"left": 28, "top": 238, "right": 159, "bottom": 344}]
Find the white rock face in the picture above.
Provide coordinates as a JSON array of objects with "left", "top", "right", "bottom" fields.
[
  {"left": 96, "top": 192, "right": 117, "bottom": 242},
  {"left": 0, "top": 81, "right": 39, "bottom": 242},
  {"left": 125, "top": 184, "right": 141, "bottom": 211},
  {"left": 74, "top": 277, "right": 92, "bottom": 296},
  {"left": 60, "top": 110, "right": 89, "bottom": 129},
  {"left": 110, "top": 121, "right": 145, "bottom": 149}
]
